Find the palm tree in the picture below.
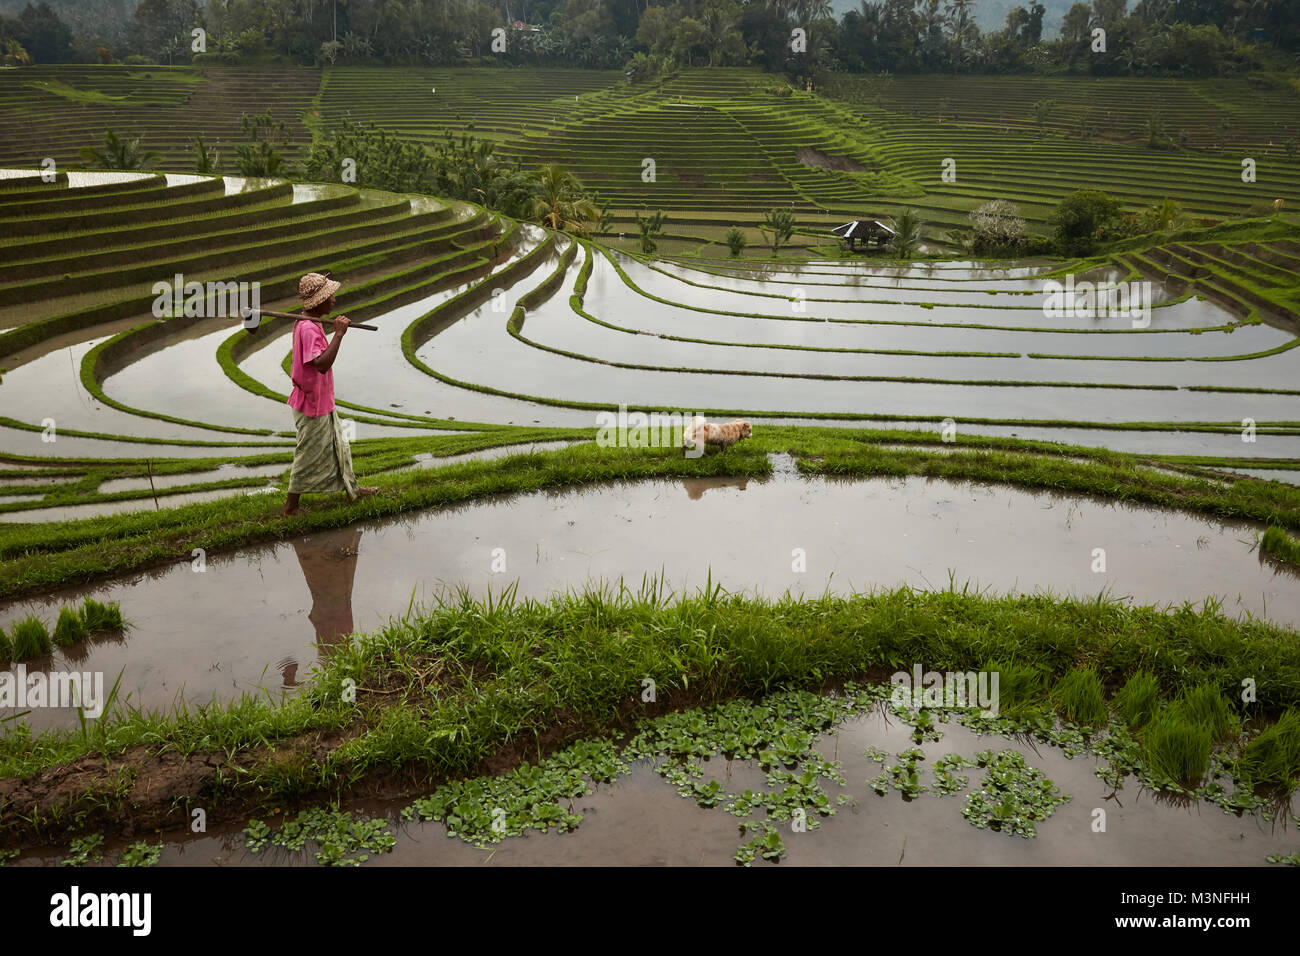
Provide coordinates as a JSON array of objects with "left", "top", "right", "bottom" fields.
[
  {"left": 889, "top": 208, "right": 923, "bottom": 259},
  {"left": 532, "top": 163, "right": 598, "bottom": 234},
  {"left": 80, "top": 129, "right": 159, "bottom": 171}
]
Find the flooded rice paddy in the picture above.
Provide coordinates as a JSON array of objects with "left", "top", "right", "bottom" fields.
[{"left": 3, "top": 466, "right": 1294, "bottom": 730}]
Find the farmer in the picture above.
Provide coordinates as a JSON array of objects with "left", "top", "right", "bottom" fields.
[{"left": 281, "top": 272, "right": 378, "bottom": 517}]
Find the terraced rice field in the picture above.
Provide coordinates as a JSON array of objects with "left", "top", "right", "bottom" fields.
[
  {"left": 2, "top": 67, "right": 1300, "bottom": 872},
  {"left": 7, "top": 65, "right": 1297, "bottom": 232},
  {"left": 0, "top": 163, "right": 1297, "bottom": 521}
]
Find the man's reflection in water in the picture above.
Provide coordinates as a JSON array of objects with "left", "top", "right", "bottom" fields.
[
  {"left": 682, "top": 476, "right": 749, "bottom": 501},
  {"left": 283, "top": 527, "right": 364, "bottom": 688}
]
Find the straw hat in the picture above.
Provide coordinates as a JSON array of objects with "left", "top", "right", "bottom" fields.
[{"left": 298, "top": 272, "right": 341, "bottom": 311}]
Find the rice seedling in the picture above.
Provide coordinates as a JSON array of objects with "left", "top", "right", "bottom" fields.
[
  {"left": 1112, "top": 671, "right": 1161, "bottom": 728},
  {"left": 1142, "top": 707, "right": 1213, "bottom": 789},
  {"left": 1050, "top": 668, "right": 1108, "bottom": 728},
  {"left": 981, "top": 659, "right": 1045, "bottom": 718},
  {"left": 1170, "top": 683, "right": 1239, "bottom": 743},
  {"left": 79, "top": 597, "right": 124, "bottom": 634},
  {"left": 52, "top": 606, "right": 89, "bottom": 647},
  {"left": 1235, "top": 710, "right": 1300, "bottom": 795},
  {"left": 9, "top": 614, "right": 51, "bottom": 660}
]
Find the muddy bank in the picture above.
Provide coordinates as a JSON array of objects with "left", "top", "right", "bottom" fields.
[{"left": 11, "top": 706, "right": 1292, "bottom": 867}]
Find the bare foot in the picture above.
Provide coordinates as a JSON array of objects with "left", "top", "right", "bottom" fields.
[
  {"left": 357, "top": 486, "right": 379, "bottom": 497},
  {"left": 281, "top": 504, "right": 299, "bottom": 517}
]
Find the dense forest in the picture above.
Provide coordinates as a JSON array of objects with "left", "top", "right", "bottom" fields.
[{"left": 1, "top": 0, "right": 1297, "bottom": 76}]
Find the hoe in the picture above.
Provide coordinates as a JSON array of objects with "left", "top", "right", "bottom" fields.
[{"left": 239, "top": 306, "right": 378, "bottom": 333}]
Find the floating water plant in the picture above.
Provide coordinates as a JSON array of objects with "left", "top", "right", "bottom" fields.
[
  {"left": 52, "top": 607, "right": 88, "bottom": 647},
  {"left": 9, "top": 614, "right": 51, "bottom": 661},
  {"left": 244, "top": 808, "right": 394, "bottom": 866},
  {"left": 118, "top": 842, "right": 163, "bottom": 867},
  {"left": 734, "top": 823, "right": 785, "bottom": 866},
  {"left": 59, "top": 833, "right": 104, "bottom": 867},
  {"left": 961, "top": 750, "right": 1070, "bottom": 837}
]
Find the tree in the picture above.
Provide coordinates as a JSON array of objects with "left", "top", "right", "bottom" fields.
[
  {"left": 236, "top": 110, "right": 291, "bottom": 177},
  {"left": 761, "top": 207, "right": 796, "bottom": 253},
  {"left": 191, "top": 134, "right": 221, "bottom": 174},
  {"left": 726, "top": 226, "right": 747, "bottom": 257},
  {"left": 303, "top": 119, "right": 434, "bottom": 193},
  {"left": 944, "top": 0, "right": 978, "bottom": 69},
  {"left": 889, "top": 207, "right": 923, "bottom": 258},
  {"left": 14, "top": 1, "right": 72, "bottom": 62},
  {"left": 635, "top": 208, "right": 666, "bottom": 254},
  {"left": 969, "top": 200, "right": 1026, "bottom": 253},
  {"left": 1052, "top": 189, "right": 1121, "bottom": 254},
  {"left": 1032, "top": 98, "right": 1057, "bottom": 129},
  {"left": 79, "top": 128, "right": 159, "bottom": 170},
  {"left": 532, "top": 163, "right": 599, "bottom": 235}
]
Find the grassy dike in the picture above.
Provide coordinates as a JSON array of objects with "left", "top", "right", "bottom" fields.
[{"left": 3, "top": 426, "right": 1300, "bottom": 602}]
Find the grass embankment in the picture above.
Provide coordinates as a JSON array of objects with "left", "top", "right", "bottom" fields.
[
  {"left": 2, "top": 425, "right": 1299, "bottom": 603},
  {"left": 2, "top": 582, "right": 1299, "bottom": 847}
]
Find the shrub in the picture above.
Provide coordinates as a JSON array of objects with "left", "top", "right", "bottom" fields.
[
  {"left": 9, "top": 615, "right": 51, "bottom": 660},
  {"left": 725, "top": 226, "right": 747, "bottom": 257},
  {"left": 969, "top": 200, "right": 1026, "bottom": 255},
  {"left": 1052, "top": 189, "right": 1121, "bottom": 256},
  {"left": 1235, "top": 710, "right": 1300, "bottom": 795},
  {"left": 53, "top": 607, "right": 88, "bottom": 646},
  {"left": 79, "top": 129, "right": 159, "bottom": 171},
  {"left": 1112, "top": 671, "right": 1160, "bottom": 728},
  {"left": 1050, "top": 668, "right": 1108, "bottom": 727},
  {"left": 80, "top": 598, "right": 124, "bottom": 633},
  {"left": 1143, "top": 708, "right": 1213, "bottom": 789}
]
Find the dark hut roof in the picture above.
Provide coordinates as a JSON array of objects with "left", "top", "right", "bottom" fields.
[{"left": 832, "top": 219, "right": 896, "bottom": 238}]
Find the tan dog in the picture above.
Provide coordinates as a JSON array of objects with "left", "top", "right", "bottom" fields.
[{"left": 683, "top": 416, "right": 752, "bottom": 452}]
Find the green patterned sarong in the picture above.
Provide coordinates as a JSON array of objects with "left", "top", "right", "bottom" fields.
[{"left": 288, "top": 409, "right": 359, "bottom": 499}]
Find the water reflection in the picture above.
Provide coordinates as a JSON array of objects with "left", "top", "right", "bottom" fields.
[
  {"left": 682, "top": 475, "right": 750, "bottom": 500},
  {"left": 284, "top": 526, "right": 364, "bottom": 688}
]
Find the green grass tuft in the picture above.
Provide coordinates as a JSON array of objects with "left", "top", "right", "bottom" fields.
[
  {"left": 9, "top": 615, "right": 51, "bottom": 660},
  {"left": 52, "top": 606, "right": 89, "bottom": 647},
  {"left": 0, "top": 625, "right": 9, "bottom": 661},
  {"left": 1170, "top": 683, "right": 1239, "bottom": 743},
  {"left": 1236, "top": 710, "right": 1300, "bottom": 795},
  {"left": 1050, "top": 668, "right": 1108, "bottom": 727},
  {"left": 981, "top": 658, "right": 1045, "bottom": 718},
  {"left": 1261, "top": 526, "right": 1300, "bottom": 568},
  {"left": 1112, "top": 671, "right": 1161, "bottom": 728},
  {"left": 1143, "top": 707, "right": 1213, "bottom": 789},
  {"left": 79, "top": 598, "right": 124, "bottom": 633}
]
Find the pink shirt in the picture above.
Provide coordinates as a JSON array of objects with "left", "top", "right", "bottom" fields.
[{"left": 287, "top": 320, "right": 335, "bottom": 416}]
